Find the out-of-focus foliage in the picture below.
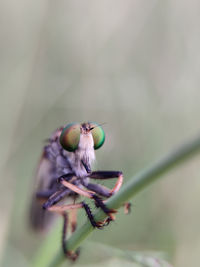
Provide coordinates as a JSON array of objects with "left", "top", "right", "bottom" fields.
[
  {"left": 1, "top": 1, "right": 200, "bottom": 266},
  {"left": 60, "top": 242, "right": 172, "bottom": 267}
]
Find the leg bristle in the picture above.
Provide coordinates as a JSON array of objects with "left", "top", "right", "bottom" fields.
[{"left": 82, "top": 202, "right": 103, "bottom": 228}]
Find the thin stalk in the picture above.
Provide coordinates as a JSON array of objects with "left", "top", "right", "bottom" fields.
[{"left": 32, "top": 135, "right": 200, "bottom": 267}]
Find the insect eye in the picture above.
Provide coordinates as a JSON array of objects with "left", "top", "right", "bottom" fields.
[
  {"left": 59, "top": 123, "right": 80, "bottom": 152},
  {"left": 90, "top": 122, "right": 105, "bottom": 150}
]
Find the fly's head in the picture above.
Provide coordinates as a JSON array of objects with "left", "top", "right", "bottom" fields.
[{"left": 59, "top": 122, "right": 105, "bottom": 177}]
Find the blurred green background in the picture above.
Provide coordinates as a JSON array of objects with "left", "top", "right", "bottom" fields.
[{"left": 1, "top": 1, "right": 200, "bottom": 266}]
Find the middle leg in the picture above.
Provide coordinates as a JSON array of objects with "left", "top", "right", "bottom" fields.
[
  {"left": 62, "top": 212, "right": 80, "bottom": 261},
  {"left": 84, "top": 171, "right": 124, "bottom": 220},
  {"left": 86, "top": 171, "right": 131, "bottom": 214},
  {"left": 88, "top": 171, "right": 123, "bottom": 195},
  {"left": 58, "top": 178, "right": 116, "bottom": 227}
]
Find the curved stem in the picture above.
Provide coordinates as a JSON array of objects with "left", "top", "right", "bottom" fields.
[{"left": 32, "top": 135, "right": 200, "bottom": 267}]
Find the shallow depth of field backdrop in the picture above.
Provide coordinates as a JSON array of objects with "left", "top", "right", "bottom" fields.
[{"left": 1, "top": 1, "right": 200, "bottom": 266}]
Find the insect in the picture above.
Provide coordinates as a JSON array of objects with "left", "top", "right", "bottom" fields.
[{"left": 30, "top": 122, "right": 126, "bottom": 260}]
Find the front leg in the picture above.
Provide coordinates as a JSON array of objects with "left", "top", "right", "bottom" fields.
[
  {"left": 88, "top": 171, "right": 123, "bottom": 195},
  {"left": 42, "top": 188, "right": 71, "bottom": 209},
  {"left": 58, "top": 177, "right": 116, "bottom": 228},
  {"left": 87, "top": 171, "right": 131, "bottom": 215},
  {"left": 82, "top": 171, "right": 123, "bottom": 225}
]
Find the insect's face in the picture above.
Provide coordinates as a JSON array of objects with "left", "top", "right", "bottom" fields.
[{"left": 60, "top": 122, "right": 105, "bottom": 152}]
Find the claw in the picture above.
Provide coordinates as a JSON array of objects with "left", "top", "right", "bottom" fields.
[
  {"left": 66, "top": 248, "right": 80, "bottom": 261},
  {"left": 95, "top": 221, "right": 105, "bottom": 229},
  {"left": 95, "top": 218, "right": 111, "bottom": 229},
  {"left": 103, "top": 216, "right": 113, "bottom": 226},
  {"left": 95, "top": 211, "right": 116, "bottom": 229},
  {"left": 107, "top": 208, "right": 117, "bottom": 214},
  {"left": 93, "top": 195, "right": 116, "bottom": 215}
]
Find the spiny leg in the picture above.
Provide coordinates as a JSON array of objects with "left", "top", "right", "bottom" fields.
[
  {"left": 89, "top": 171, "right": 123, "bottom": 195},
  {"left": 46, "top": 202, "right": 83, "bottom": 259},
  {"left": 62, "top": 212, "right": 68, "bottom": 255},
  {"left": 58, "top": 171, "right": 124, "bottom": 198},
  {"left": 48, "top": 203, "right": 83, "bottom": 213},
  {"left": 48, "top": 203, "right": 81, "bottom": 258},
  {"left": 82, "top": 183, "right": 110, "bottom": 198},
  {"left": 92, "top": 194, "right": 117, "bottom": 226},
  {"left": 81, "top": 201, "right": 107, "bottom": 228},
  {"left": 83, "top": 183, "right": 130, "bottom": 215},
  {"left": 88, "top": 171, "right": 131, "bottom": 215},
  {"left": 62, "top": 212, "right": 79, "bottom": 261},
  {"left": 46, "top": 195, "right": 101, "bottom": 229},
  {"left": 41, "top": 180, "right": 103, "bottom": 229},
  {"left": 41, "top": 175, "right": 82, "bottom": 212},
  {"left": 42, "top": 188, "right": 71, "bottom": 209},
  {"left": 39, "top": 186, "right": 91, "bottom": 259},
  {"left": 85, "top": 171, "right": 124, "bottom": 223},
  {"left": 53, "top": 179, "right": 103, "bottom": 227},
  {"left": 41, "top": 174, "right": 77, "bottom": 209},
  {"left": 46, "top": 198, "right": 103, "bottom": 229},
  {"left": 41, "top": 188, "right": 82, "bottom": 259},
  {"left": 59, "top": 178, "right": 116, "bottom": 227},
  {"left": 58, "top": 178, "right": 95, "bottom": 199}
]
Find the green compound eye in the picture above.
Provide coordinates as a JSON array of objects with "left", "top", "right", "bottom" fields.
[
  {"left": 90, "top": 122, "right": 105, "bottom": 150},
  {"left": 60, "top": 123, "right": 80, "bottom": 152}
]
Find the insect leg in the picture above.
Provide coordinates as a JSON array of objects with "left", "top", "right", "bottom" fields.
[
  {"left": 59, "top": 178, "right": 95, "bottom": 199},
  {"left": 83, "top": 183, "right": 110, "bottom": 197},
  {"left": 81, "top": 201, "right": 109, "bottom": 228},
  {"left": 42, "top": 188, "right": 70, "bottom": 209},
  {"left": 88, "top": 171, "right": 131, "bottom": 215},
  {"left": 89, "top": 171, "right": 123, "bottom": 195},
  {"left": 42, "top": 174, "right": 78, "bottom": 210},
  {"left": 58, "top": 179, "right": 115, "bottom": 227},
  {"left": 70, "top": 208, "right": 77, "bottom": 232},
  {"left": 48, "top": 203, "right": 83, "bottom": 213},
  {"left": 48, "top": 200, "right": 103, "bottom": 229},
  {"left": 92, "top": 194, "right": 117, "bottom": 224},
  {"left": 88, "top": 171, "right": 123, "bottom": 218},
  {"left": 45, "top": 202, "right": 82, "bottom": 260},
  {"left": 62, "top": 212, "right": 68, "bottom": 255},
  {"left": 62, "top": 212, "right": 80, "bottom": 261},
  {"left": 60, "top": 201, "right": 110, "bottom": 257}
]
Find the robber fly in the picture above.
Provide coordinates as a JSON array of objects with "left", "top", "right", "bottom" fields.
[{"left": 30, "top": 122, "right": 126, "bottom": 260}]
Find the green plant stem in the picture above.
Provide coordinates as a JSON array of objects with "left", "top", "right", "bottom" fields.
[{"left": 32, "top": 135, "right": 200, "bottom": 267}]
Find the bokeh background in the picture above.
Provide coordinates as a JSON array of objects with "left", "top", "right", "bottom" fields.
[{"left": 1, "top": 0, "right": 200, "bottom": 266}]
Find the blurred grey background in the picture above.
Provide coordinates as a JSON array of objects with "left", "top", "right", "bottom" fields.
[{"left": 1, "top": 0, "right": 200, "bottom": 266}]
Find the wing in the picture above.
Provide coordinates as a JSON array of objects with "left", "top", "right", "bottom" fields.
[
  {"left": 29, "top": 151, "right": 57, "bottom": 231},
  {"left": 29, "top": 127, "right": 64, "bottom": 231}
]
